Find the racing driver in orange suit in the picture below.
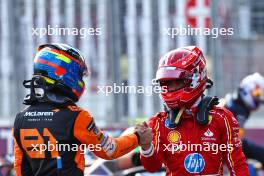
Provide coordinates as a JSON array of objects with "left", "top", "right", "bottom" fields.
[
  {"left": 13, "top": 43, "right": 152, "bottom": 176},
  {"left": 140, "top": 46, "right": 250, "bottom": 175}
]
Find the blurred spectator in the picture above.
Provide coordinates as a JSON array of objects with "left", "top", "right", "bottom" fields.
[{"left": 221, "top": 73, "right": 264, "bottom": 167}]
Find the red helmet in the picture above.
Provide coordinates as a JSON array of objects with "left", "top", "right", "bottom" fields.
[{"left": 156, "top": 46, "right": 209, "bottom": 109}]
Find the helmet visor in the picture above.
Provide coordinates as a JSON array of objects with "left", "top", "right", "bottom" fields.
[
  {"left": 156, "top": 67, "right": 189, "bottom": 80},
  {"left": 252, "top": 86, "right": 264, "bottom": 103}
]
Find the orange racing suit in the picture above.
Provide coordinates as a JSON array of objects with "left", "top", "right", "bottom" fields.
[{"left": 13, "top": 102, "right": 138, "bottom": 176}]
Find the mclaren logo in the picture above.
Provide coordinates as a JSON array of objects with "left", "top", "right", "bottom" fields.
[{"left": 24, "top": 111, "right": 54, "bottom": 117}]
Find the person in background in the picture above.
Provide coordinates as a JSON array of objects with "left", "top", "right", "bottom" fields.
[
  {"left": 221, "top": 73, "right": 264, "bottom": 166},
  {"left": 13, "top": 43, "right": 153, "bottom": 176}
]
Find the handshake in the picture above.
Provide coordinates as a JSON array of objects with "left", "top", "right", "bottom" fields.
[{"left": 134, "top": 122, "right": 153, "bottom": 150}]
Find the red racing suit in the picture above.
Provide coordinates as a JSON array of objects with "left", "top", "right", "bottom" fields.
[{"left": 140, "top": 106, "right": 249, "bottom": 176}]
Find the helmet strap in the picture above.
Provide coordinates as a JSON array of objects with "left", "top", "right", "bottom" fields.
[
  {"left": 175, "top": 108, "right": 185, "bottom": 124},
  {"left": 23, "top": 76, "right": 46, "bottom": 105},
  {"left": 165, "top": 107, "right": 185, "bottom": 129},
  {"left": 196, "top": 95, "right": 219, "bottom": 125},
  {"left": 23, "top": 76, "right": 72, "bottom": 105}
]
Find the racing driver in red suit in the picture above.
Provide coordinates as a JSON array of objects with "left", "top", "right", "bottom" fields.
[{"left": 140, "top": 46, "right": 250, "bottom": 176}]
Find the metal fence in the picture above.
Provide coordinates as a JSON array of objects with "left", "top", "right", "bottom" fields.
[{"left": 0, "top": 0, "right": 264, "bottom": 125}]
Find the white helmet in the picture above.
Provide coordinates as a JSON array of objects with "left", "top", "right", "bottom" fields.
[{"left": 239, "top": 73, "right": 264, "bottom": 110}]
